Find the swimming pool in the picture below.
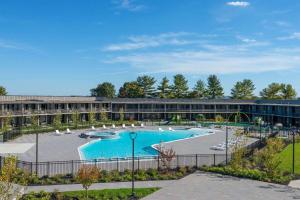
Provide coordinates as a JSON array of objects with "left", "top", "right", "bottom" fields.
[{"left": 79, "top": 128, "right": 212, "bottom": 160}]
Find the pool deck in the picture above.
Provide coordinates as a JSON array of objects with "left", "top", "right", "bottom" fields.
[{"left": 4, "top": 126, "right": 258, "bottom": 162}]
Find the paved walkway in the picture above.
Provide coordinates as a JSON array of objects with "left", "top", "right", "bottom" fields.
[
  {"left": 25, "top": 180, "right": 174, "bottom": 193},
  {"left": 143, "top": 172, "right": 300, "bottom": 200},
  {"left": 289, "top": 180, "right": 300, "bottom": 189}
]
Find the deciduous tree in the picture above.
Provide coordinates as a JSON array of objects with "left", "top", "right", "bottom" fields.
[
  {"left": 77, "top": 165, "right": 100, "bottom": 200},
  {"left": 90, "top": 82, "right": 116, "bottom": 98},
  {"left": 0, "top": 86, "right": 7, "bottom": 96},
  {"left": 118, "top": 81, "right": 144, "bottom": 98}
]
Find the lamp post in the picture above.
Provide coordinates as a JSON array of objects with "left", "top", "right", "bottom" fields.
[
  {"left": 291, "top": 128, "right": 295, "bottom": 174},
  {"left": 36, "top": 132, "right": 39, "bottom": 175},
  {"left": 129, "top": 131, "right": 137, "bottom": 200},
  {"left": 225, "top": 126, "right": 228, "bottom": 165}
]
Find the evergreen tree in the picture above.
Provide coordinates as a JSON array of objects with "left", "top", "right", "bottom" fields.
[
  {"left": 136, "top": 75, "right": 156, "bottom": 97},
  {"left": 157, "top": 77, "right": 171, "bottom": 98},
  {"left": 260, "top": 83, "right": 284, "bottom": 99},
  {"left": 171, "top": 74, "right": 189, "bottom": 98},
  {"left": 281, "top": 84, "right": 297, "bottom": 99},
  {"left": 206, "top": 75, "right": 224, "bottom": 99},
  {"left": 190, "top": 80, "right": 206, "bottom": 98},
  {"left": 231, "top": 79, "right": 255, "bottom": 99}
]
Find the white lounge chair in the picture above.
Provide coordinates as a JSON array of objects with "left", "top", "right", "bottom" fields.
[
  {"left": 168, "top": 127, "right": 175, "bottom": 131},
  {"left": 131, "top": 124, "right": 135, "bottom": 128},
  {"left": 103, "top": 125, "right": 107, "bottom": 129},
  {"left": 122, "top": 124, "right": 126, "bottom": 128},
  {"left": 158, "top": 127, "right": 164, "bottom": 132},
  {"left": 112, "top": 124, "right": 116, "bottom": 129},
  {"left": 66, "top": 128, "right": 72, "bottom": 134},
  {"left": 55, "top": 130, "right": 63, "bottom": 135},
  {"left": 140, "top": 123, "right": 145, "bottom": 128},
  {"left": 91, "top": 126, "right": 96, "bottom": 130}
]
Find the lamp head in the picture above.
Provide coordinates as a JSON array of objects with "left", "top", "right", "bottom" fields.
[{"left": 129, "top": 131, "right": 137, "bottom": 140}]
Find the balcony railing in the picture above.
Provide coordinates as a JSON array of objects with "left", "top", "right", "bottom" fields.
[{"left": 0, "top": 108, "right": 111, "bottom": 116}]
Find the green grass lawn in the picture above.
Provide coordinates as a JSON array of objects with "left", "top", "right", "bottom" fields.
[
  {"left": 277, "top": 143, "right": 300, "bottom": 175},
  {"left": 22, "top": 188, "right": 160, "bottom": 200}
]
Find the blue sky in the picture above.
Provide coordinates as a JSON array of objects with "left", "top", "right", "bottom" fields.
[{"left": 1, "top": 0, "right": 300, "bottom": 96}]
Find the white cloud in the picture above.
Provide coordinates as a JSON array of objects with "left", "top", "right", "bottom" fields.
[
  {"left": 277, "top": 32, "right": 300, "bottom": 40},
  {"left": 113, "top": 0, "right": 145, "bottom": 12},
  {"left": 226, "top": 1, "right": 250, "bottom": 7},
  {"left": 104, "top": 45, "right": 300, "bottom": 75},
  {"left": 103, "top": 32, "right": 203, "bottom": 51}
]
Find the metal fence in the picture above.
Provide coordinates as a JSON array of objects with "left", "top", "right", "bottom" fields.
[{"left": 0, "top": 154, "right": 230, "bottom": 177}]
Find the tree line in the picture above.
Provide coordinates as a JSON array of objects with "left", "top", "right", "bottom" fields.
[
  {"left": 0, "top": 75, "right": 297, "bottom": 100},
  {"left": 90, "top": 74, "right": 298, "bottom": 100}
]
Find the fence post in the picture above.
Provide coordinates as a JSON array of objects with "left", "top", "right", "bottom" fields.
[
  {"left": 137, "top": 157, "right": 140, "bottom": 171},
  {"left": 195, "top": 154, "right": 198, "bottom": 168},
  {"left": 177, "top": 155, "right": 179, "bottom": 168},
  {"left": 157, "top": 156, "right": 160, "bottom": 170},
  {"left": 0, "top": 156, "right": 2, "bottom": 171},
  {"left": 71, "top": 160, "right": 74, "bottom": 175},
  {"left": 47, "top": 162, "right": 50, "bottom": 177},
  {"left": 117, "top": 158, "right": 119, "bottom": 171},
  {"left": 213, "top": 154, "right": 216, "bottom": 166},
  {"left": 30, "top": 162, "right": 33, "bottom": 175}
]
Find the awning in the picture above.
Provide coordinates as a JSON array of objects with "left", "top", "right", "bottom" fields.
[{"left": 0, "top": 143, "right": 35, "bottom": 154}]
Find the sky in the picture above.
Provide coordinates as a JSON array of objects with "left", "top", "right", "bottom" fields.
[{"left": 1, "top": 0, "right": 300, "bottom": 96}]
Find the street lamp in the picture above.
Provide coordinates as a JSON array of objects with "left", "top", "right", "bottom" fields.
[
  {"left": 290, "top": 128, "right": 296, "bottom": 174},
  {"left": 225, "top": 126, "right": 229, "bottom": 165},
  {"left": 129, "top": 131, "right": 137, "bottom": 200}
]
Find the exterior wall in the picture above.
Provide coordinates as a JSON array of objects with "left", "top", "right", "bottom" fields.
[{"left": 0, "top": 96, "right": 300, "bottom": 127}]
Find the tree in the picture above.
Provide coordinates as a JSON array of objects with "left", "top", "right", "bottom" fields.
[
  {"left": 206, "top": 75, "right": 224, "bottom": 99},
  {"left": 157, "top": 77, "right": 171, "bottom": 98},
  {"left": 71, "top": 111, "right": 80, "bottom": 128},
  {"left": 100, "top": 111, "right": 108, "bottom": 122},
  {"left": 118, "top": 81, "right": 144, "bottom": 98},
  {"left": 171, "top": 74, "right": 189, "bottom": 98},
  {"left": 0, "top": 156, "right": 25, "bottom": 200},
  {"left": 88, "top": 112, "right": 96, "bottom": 125},
  {"left": 53, "top": 113, "right": 62, "bottom": 130},
  {"left": 137, "top": 75, "right": 156, "bottom": 97},
  {"left": 0, "top": 86, "right": 7, "bottom": 96},
  {"left": 77, "top": 165, "right": 100, "bottom": 200},
  {"left": 119, "top": 107, "right": 124, "bottom": 122},
  {"left": 281, "top": 84, "right": 297, "bottom": 99},
  {"left": 31, "top": 115, "right": 39, "bottom": 130},
  {"left": 215, "top": 115, "right": 224, "bottom": 123},
  {"left": 231, "top": 79, "right": 255, "bottom": 99},
  {"left": 90, "top": 82, "right": 116, "bottom": 98},
  {"left": 196, "top": 114, "right": 206, "bottom": 122},
  {"left": 190, "top": 80, "right": 206, "bottom": 98},
  {"left": 260, "top": 83, "right": 284, "bottom": 99},
  {"left": 253, "top": 138, "right": 285, "bottom": 176},
  {"left": 157, "top": 142, "right": 176, "bottom": 171},
  {"left": 1, "top": 113, "right": 12, "bottom": 132}
]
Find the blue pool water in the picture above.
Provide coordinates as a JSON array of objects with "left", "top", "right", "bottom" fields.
[{"left": 79, "top": 129, "right": 211, "bottom": 160}]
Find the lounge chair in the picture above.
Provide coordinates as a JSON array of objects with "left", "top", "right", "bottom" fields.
[
  {"left": 168, "top": 127, "right": 175, "bottom": 131},
  {"left": 66, "top": 128, "right": 72, "bottom": 134},
  {"left": 103, "top": 125, "right": 107, "bottom": 129},
  {"left": 55, "top": 130, "right": 63, "bottom": 135},
  {"left": 122, "top": 124, "right": 126, "bottom": 128},
  {"left": 141, "top": 123, "right": 145, "bottom": 128},
  {"left": 131, "top": 124, "right": 135, "bottom": 128},
  {"left": 91, "top": 126, "right": 96, "bottom": 130},
  {"left": 112, "top": 124, "right": 116, "bottom": 129},
  {"left": 158, "top": 127, "right": 164, "bottom": 132}
]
